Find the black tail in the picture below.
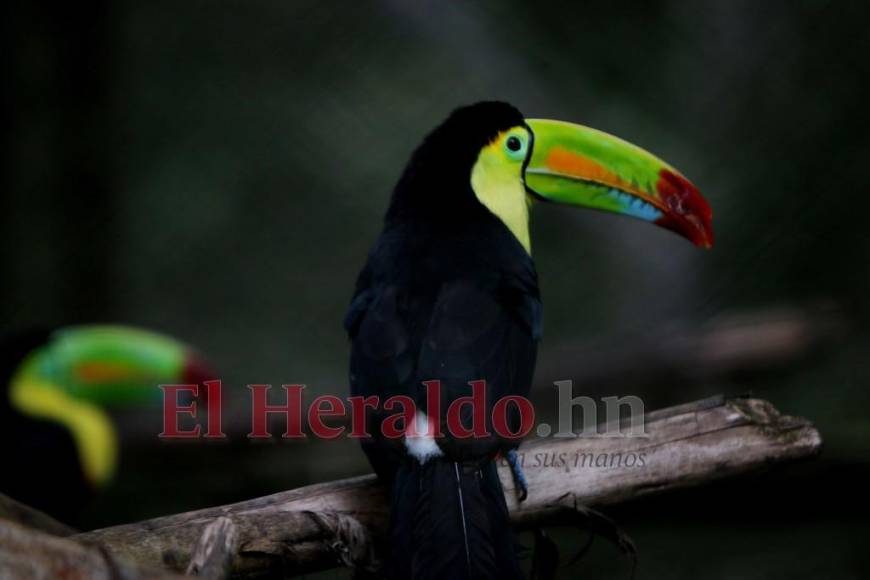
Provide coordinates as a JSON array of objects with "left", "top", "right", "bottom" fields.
[{"left": 389, "top": 458, "right": 524, "bottom": 580}]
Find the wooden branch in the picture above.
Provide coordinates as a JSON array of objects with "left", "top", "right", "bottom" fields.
[
  {"left": 75, "top": 396, "right": 821, "bottom": 577},
  {"left": 0, "top": 493, "right": 76, "bottom": 537},
  {"left": 185, "top": 517, "right": 238, "bottom": 579},
  {"left": 0, "top": 518, "right": 182, "bottom": 579}
]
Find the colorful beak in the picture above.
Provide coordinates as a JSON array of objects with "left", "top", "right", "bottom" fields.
[{"left": 524, "top": 119, "right": 713, "bottom": 248}]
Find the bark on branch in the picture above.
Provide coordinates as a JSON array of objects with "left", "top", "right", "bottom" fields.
[
  {"left": 0, "top": 518, "right": 182, "bottom": 579},
  {"left": 0, "top": 494, "right": 76, "bottom": 537},
  {"left": 74, "top": 396, "right": 821, "bottom": 578},
  {"left": 185, "top": 517, "right": 239, "bottom": 579}
]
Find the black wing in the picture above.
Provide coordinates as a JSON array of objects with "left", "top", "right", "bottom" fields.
[{"left": 346, "top": 262, "right": 540, "bottom": 481}]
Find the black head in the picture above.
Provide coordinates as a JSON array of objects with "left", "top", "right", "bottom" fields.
[{"left": 386, "top": 102, "right": 526, "bottom": 224}]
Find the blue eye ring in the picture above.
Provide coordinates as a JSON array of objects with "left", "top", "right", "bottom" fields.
[{"left": 504, "top": 133, "right": 527, "bottom": 160}]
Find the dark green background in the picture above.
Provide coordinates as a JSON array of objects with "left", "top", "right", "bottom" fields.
[{"left": 3, "top": 1, "right": 869, "bottom": 578}]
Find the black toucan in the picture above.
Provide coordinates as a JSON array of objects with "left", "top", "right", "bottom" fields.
[{"left": 345, "top": 102, "right": 712, "bottom": 579}]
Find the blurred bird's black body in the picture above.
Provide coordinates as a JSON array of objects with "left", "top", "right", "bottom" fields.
[
  {"left": 346, "top": 103, "right": 540, "bottom": 579},
  {"left": 0, "top": 328, "right": 90, "bottom": 523}
]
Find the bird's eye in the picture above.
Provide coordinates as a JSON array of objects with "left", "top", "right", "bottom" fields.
[{"left": 504, "top": 134, "right": 527, "bottom": 160}]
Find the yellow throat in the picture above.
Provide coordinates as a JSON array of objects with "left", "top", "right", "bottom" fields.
[{"left": 470, "top": 128, "right": 533, "bottom": 254}]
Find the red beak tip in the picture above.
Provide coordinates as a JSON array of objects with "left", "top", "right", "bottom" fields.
[
  {"left": 182, "top": 352, "right": 217, "bottom": 386},
  {"left": 656, "top": 169, "right": 713, "bottom": 249}
]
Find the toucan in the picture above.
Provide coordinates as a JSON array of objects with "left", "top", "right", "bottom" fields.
[
  {"left": 345, "top": 102, "right": 712, "bottom": 579},
  {"left": 0, "top": 325, "right": 213, "bottom": 522}
]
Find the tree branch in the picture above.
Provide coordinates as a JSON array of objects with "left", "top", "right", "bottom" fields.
[
  {"left": 0, "top": 494, "right": 76, "bottom": 537},
  {"left": 185, "top": 516, "right": 238, "bottom": 579},
  {"left": 0, "top": 518, "right": 182, "bottom": 579},
  {"left": 75, "top": 396, "right": 821, "bottom": 577}
]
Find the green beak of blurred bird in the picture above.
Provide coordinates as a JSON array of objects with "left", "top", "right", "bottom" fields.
[
  {"left": 0, "top": 325, "right": 214, "bottom": 523},
  {"left": 345, "top": 102, "right": 712, "bottom": 579}
]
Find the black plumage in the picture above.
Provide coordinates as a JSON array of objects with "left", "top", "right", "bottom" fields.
[
  {"left": 0, "top": 328, "right": 91, "bottom": 523},
  {"left": 345, "top": 102, "right": 540, "bottom": 579}
]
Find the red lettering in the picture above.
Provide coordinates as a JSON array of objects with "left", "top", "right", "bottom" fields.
[
  {"left": 347, "top": 395, "right": 378, "bottom": 438},
  {"left": 492, "top": 396, "right": 535, "bottom": 439},
  {"left": 446, "top": 380, "right": 489, "bottom": 439},
  {"left": 159, "top": 384, "right": 201, "bottom": 438},
  {"left": 247, "top": 384, "right": 305, "bottom": 438},
  {"left": 381, "top": 395, "right": 415, "bottom": 439},
  {"left": 308, "top": 395, "right": 346, "bottom": 439},
  {"left": 422, "top": 380, "right": 444, "bottom": 438},
  {"left": 204, "top": 380, "right": 226, "bottom": 438}
]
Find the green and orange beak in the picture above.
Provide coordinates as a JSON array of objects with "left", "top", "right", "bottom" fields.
[
  {"left": 51, "top": 325, "right": 217, "bottom": 406},
  {"left": 524, "top": 119, "right": 713, "bottom": 248}
]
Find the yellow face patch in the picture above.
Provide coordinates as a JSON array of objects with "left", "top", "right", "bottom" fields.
[
  {"left": 10, "top": 355, "right": 118, "bottom": 487},
  {"left": 470, "top": 126, "right": 533, "bottom": 253}
]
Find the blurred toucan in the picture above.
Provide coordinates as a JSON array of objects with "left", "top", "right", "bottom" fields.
[
  {"left": 345, "top": 102, "right": 712, "bottom": 579},
  {"left": 0, "top": 325, "right": 213, "bottom": 522}
]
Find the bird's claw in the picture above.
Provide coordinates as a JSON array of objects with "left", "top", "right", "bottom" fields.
[
  {"left": 566, "top": 501, "right": 637, "bottom": 578},
  {"left": 506, "top": 449, "right": 529, "bottom": 502}
]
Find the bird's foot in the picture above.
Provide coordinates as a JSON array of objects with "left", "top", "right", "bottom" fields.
[
  {"left": 506, "top": 449, "right": 529, "bottom": 502},
  {"left": 564, "top": 499, "right": 637, "bottom": 578}
]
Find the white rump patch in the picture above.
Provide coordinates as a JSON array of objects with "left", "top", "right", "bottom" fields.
[{"left": 404, "top": 411, "right": 444, "bottom": 464}]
